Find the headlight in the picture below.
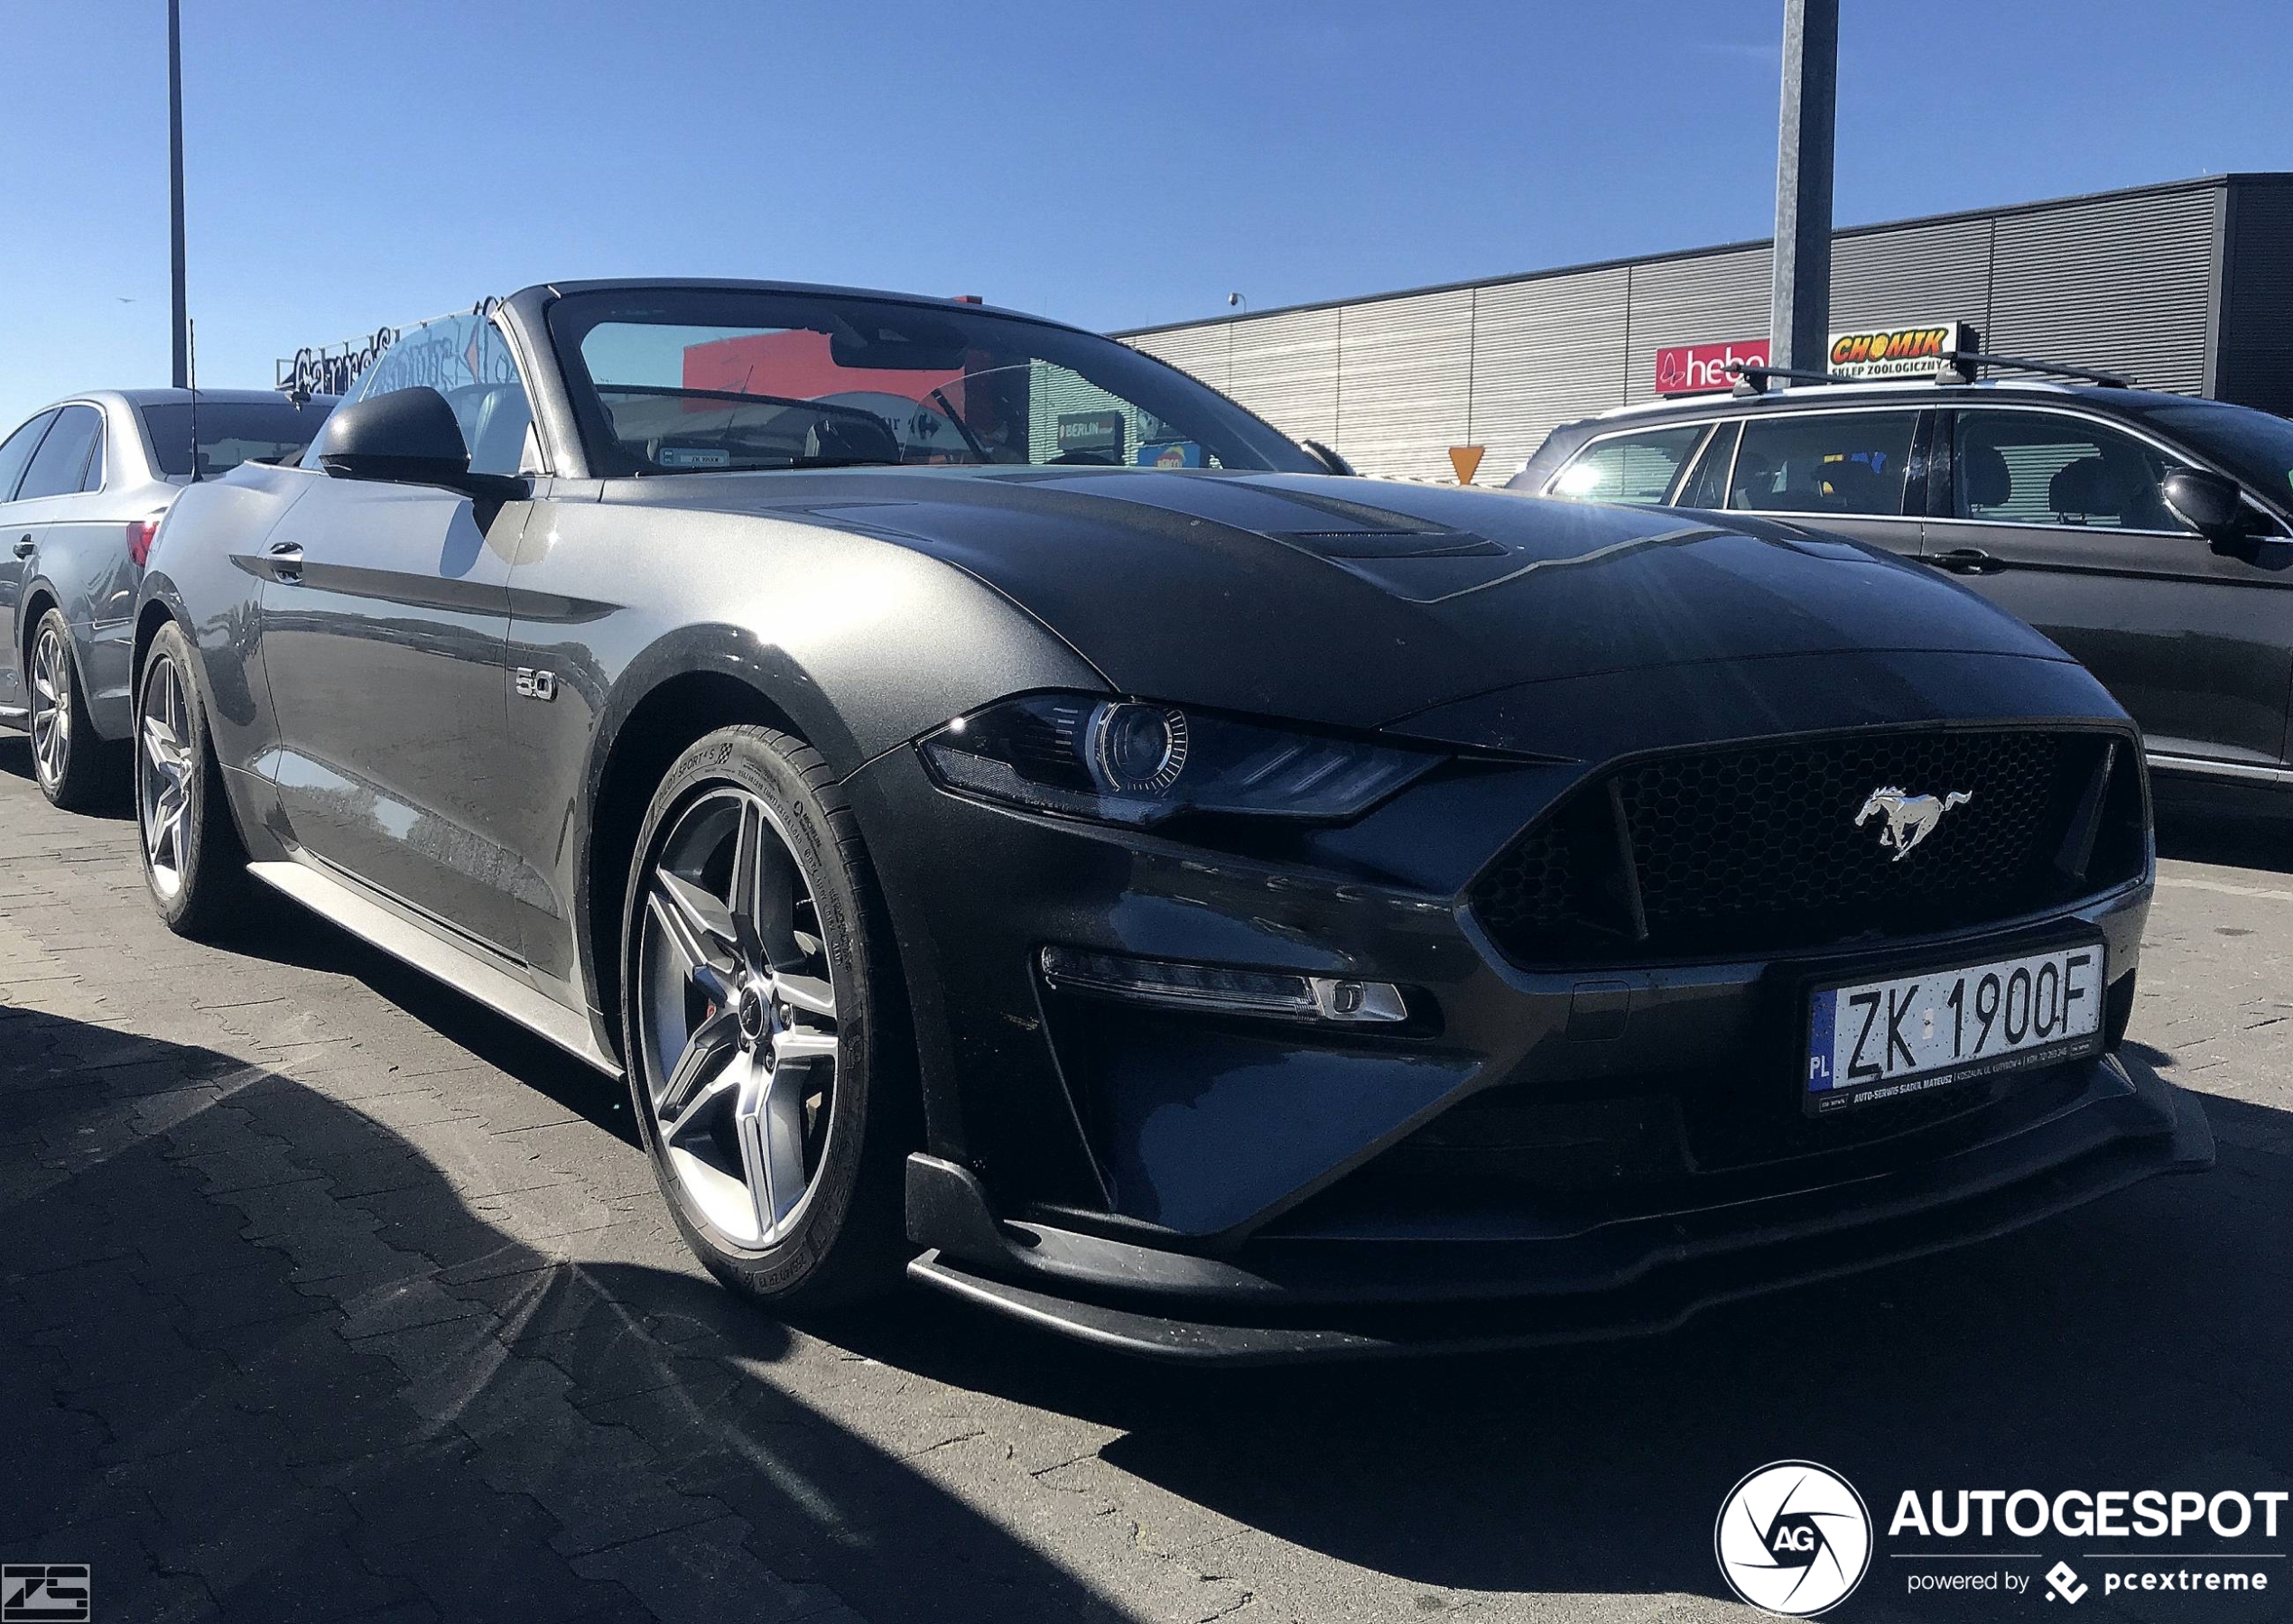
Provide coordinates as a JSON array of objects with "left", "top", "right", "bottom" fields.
[{"left": 919, "top": 692, "right": 1440, "bottom": 827}]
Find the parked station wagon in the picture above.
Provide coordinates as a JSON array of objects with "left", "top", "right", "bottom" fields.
[{"left": 1515, "top": 376, "right": 2293, "bottom": 796}]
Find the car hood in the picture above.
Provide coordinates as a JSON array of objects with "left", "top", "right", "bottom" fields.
[{"left": 617, "top": 467, "right": 2069, "bottom": 738}]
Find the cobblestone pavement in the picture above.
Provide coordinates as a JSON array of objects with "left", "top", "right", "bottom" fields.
[{"left": 2, "top": 733, "right": 2288, "bottom": 1624}]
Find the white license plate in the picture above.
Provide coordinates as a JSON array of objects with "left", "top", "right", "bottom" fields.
[{"left": 1806, "top": 942, "right": 2106, "bottom": 1116}]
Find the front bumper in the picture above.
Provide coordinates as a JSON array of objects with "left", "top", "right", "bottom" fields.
[
  {"left": 841, "top": 693, "right": 2206, "bottom": 1361},
  {"left": 904, "top": 1054, "right": 2212, "bottom": 1361}
]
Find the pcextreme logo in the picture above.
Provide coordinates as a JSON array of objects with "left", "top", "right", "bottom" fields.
[{"left": 1715, "top": 1461, "right": 1873, "bottom": 1616}]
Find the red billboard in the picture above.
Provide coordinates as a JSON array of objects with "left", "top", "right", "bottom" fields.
[{"left": 1654, "top": 339, "right": 1769, "bottom": 397}]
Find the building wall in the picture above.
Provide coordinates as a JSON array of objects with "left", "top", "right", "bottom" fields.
[
  {"left": 2215, "top": 176, "right": 2293, "bottom": 418},
  {"left": 1123, "top": 177, "right": 2243, "bottom": 484}
]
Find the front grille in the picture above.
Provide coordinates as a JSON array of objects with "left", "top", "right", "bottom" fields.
[{"left": 1471, "top": 728, "right": 2145, "bottom": 966}]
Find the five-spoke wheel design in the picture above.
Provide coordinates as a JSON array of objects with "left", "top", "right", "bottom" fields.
[
  {"left": 137, "top": 653, "right": 194, "bottom": 901},
  {"left": 636, "top": 786, "right": 840, "bottom": 1249},
  {"left": 28, "top": 622, "right": 71, "bottom": 792}
]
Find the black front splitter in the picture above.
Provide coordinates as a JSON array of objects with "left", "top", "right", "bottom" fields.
[{"left": 905, "top": 1077, "right": 2214, "bottom": 1364}]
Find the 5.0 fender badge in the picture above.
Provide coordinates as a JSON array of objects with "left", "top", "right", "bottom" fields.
[{"left": 514, "top": 667, "right": 557, "bottom": 702}]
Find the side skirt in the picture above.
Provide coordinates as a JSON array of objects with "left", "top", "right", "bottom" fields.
[{"left": 247, "top": 858, "right": 622, "bottom": 1079}]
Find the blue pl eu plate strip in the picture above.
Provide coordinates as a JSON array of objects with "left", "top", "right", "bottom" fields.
[{"left": 1807, "top": 988, "right": 1839, "bottom": 1093}]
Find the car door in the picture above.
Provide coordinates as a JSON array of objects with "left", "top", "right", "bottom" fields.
[
  {"left": 5, "top": 406, "right": 106, "bottom": 700},
  {"left": 23, "top": 406, "right": 135, "bottom": 727},
  {"left": 1721, "top": 405, "right": 1928, "bottom": 558},
  {"left": 0, "top": 408, "right": 61, "bottom": 716},
  {"left": 1926, "top": 406, "right": 2293, "bottom": 767},
  {"left": 256, "top": 314, "right": 543, "bottom": 958}
]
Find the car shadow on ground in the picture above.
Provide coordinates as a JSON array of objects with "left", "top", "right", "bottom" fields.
[
  {"left": 0, "top": 730, "right": 135, "bottom": 820},
  {"left": 217, "top": 896, "right": 643, "bottom": 1149},
  {"left": 0, "top": 1007, "right": 1148, "bottom": 1620}
]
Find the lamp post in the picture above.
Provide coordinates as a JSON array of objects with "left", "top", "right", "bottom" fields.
[
  {"left": 1768, "top": 0, "right": 1837, "bottom": 376},
  {"left": 168, "top": 0, "right": 188, "bottom": 389}
]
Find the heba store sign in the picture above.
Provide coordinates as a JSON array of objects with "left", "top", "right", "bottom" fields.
[{"left": 1655, "top": 339, "right": 1769, "bottom": 396}]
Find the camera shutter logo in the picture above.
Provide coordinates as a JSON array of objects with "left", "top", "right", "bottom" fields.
[{"left": 1714, "top": 1462, "right": 1872, "bottom": 1616}]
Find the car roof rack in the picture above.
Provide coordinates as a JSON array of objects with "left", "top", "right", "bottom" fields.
[
  {"left": 1724, "top": 350, "right": 2134, "bottom": 398},
  {"left": 1726, "top": 361, "right": 1857, "bottom": 396},
  {"left": 1936, "top": 349, "right": 2134, "bottom": 388}
]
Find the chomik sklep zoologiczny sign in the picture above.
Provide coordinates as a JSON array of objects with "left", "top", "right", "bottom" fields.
[{"left": 1825, "top": 320, "right": 1976, "bottom": 380}]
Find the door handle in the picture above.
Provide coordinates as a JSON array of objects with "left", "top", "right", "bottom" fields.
[
  {"left": 267, "top": 541, "right": 304, "bottom": 581},
  {"left": 1929, "top": 546, "right": 1999, "bottom": 574},
  {"left": 12, "top": 535, "right": 31, "bottom": 559}
]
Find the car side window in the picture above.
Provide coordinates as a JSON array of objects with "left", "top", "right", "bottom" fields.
[
  {"left": 1548, "top": 426, "right": 1706, "bottom": 504},
  {"left": 324, "top": 306, "right": 537, "bottom": 478},
  {"left": 1727, "top": 411, "right": 1918, "bottom": 516},
  {"left": 15, "top": 405, "right": 102, "bottom": 501},
  {"left": 0, "top": 410, "right": 59, "bottom": 504},
  {"left": 1952, "top": 411, "right": 2194, "bottom": 534}
]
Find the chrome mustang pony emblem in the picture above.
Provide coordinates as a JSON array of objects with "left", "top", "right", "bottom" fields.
[{"left": 1855, "top": 785, "right": 1973, "bottom": 861}]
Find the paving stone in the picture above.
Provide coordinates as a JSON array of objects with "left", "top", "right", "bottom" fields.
[{"left": 568, "top": 1514, "right": 834, "bottom": 1623}]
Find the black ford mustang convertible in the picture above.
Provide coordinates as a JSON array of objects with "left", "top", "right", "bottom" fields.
[{"left": 133, "top": 281, "right": 2211, "bottom": 1359}]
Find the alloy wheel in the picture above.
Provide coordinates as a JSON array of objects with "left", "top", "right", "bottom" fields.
[
  {"left": 138, "top": 655, "right": 194, "bottom": 900},
  {"left": 636, "top": 787, "right": 840, "bottom": 1248},
  {"left": 29, "top": 625, "right": 70, "bottom": 789}
]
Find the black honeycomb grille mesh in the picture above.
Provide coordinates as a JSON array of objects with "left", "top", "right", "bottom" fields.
[{"left": 1471, "top": 729, "right": 2135, "bottom": 964}]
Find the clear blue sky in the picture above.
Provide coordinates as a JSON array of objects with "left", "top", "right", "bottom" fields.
[{"left": 4, "top": 0, "right": 2289, "bottom": 431}]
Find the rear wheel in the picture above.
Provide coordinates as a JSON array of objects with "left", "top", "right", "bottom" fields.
[
  {"left": 621, "top": 725, "right": 914, "bottom": 1308},
  {"left": 135, "top": 622, "right": 255, "bottom": 937},
  {"left": 28, "top": 609, "right": 120, "bottom": 811}
]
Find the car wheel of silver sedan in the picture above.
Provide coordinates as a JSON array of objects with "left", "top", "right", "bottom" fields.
[
  {"left": 624, "top": 724, "right": 914, "bottom": 1308},
  {"left": 28, "top": 608, "right": 120, "bottom": 812}
]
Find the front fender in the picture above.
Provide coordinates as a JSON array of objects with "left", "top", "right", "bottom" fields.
[{"left": 512, "top": 496, "right": 1108, "bottom": 1064}]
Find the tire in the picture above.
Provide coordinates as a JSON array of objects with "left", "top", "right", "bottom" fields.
[
  {"left": 620, "top": 724, "right": 915, "bottom": 1309},
  {"left": 27, "top": 608, "right": 122, "bottom": 812},
  {"left": 135, "top": 621, "right": 255, "bottom": 938}
]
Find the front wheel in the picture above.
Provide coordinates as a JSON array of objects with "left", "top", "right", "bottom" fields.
[
  {"left": 135, "top": 622, "right": 255, "bottom": 936},
  {"left": 621, "top": 725, "right": 914, "bottom": 1308}
]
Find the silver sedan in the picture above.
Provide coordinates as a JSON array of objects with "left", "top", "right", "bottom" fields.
[{"left": 0, "top": 388, "right": 330, "bottom": 807}]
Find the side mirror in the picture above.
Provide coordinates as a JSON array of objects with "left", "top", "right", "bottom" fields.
[
  {"left": 2160, "top": 467, "right": 2252, "bottom": 546},
  {"left": 315, "top": 387, "right": 472, "bottom": 487},
  {"left": 1301, "top": 438, "right": 1356, "bottom": 477}
]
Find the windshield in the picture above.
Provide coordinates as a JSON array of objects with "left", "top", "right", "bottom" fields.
[
  {"left": 142, "top": 399, "right": 335, "bottom": 478},
  {"left": 546, "top": 289, "right": 1315, "bottom": 477},
  {"left": 2135, "top": 399, "right": 2293, "bottom": 507}
]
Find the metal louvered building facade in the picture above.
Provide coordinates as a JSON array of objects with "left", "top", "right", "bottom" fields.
[{"left": 1119, "top": 174, "right": 2293, "bottom": 485}]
